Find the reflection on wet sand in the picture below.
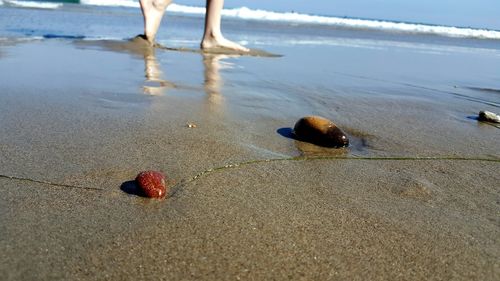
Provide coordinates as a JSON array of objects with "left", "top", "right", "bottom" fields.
[
  {"left": 74, "top": 37, "right": 241, "bottom": 102},
  {"left": 203, "top": 53, "right": 239, "bottom": 107},
  {"left": 74, "top": 37, "right": 176, "bottom": 96},
  {"left": 142, "top": 47, "right": 176, "bottom": 96}
]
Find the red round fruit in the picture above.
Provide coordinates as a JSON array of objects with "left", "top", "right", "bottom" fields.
[{"left": 135, "top": 171, "right": 167, "bottom": 199}]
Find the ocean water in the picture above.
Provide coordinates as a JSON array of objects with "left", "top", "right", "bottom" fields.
[
  {"left": 0, "top": 0, "right": 499, "bottom": 55},
  {"left": 1, "top": 1, "right": 499, "bottom": 78},
  {"left": 1, "top": 1, "right": 500, "bottom": 99},
  {"left": 1, "top": 1, "right": 499, "bottom": 109},
  {"left": 1, "top": 0, "right": 500, "bottom": 40}
]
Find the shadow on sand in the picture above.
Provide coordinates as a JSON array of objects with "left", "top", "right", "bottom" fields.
[{"left": 120, "top": 180, "right": 147, "bottom": 197}]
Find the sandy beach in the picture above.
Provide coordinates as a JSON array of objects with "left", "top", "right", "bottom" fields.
[{"left": 1, "top": 3, "right": 500, "bottom": 280}]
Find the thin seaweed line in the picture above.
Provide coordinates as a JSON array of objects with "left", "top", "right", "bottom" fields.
[
  {"left": 1, "top": 155, "right": 498, "bottom": 193},
  {"left": 177, "top": 155, "right": 500, "bottom": 188},
  {"left": 0, "top": 174, "right": 103, "bottom": 191}
]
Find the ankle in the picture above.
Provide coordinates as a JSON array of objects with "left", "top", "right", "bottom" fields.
[
  {"left": 143, "top": 33, "right": 155, "bottom": 44},
  {"left": 205, "top": 29, "right": 223, "bottom": 40}
]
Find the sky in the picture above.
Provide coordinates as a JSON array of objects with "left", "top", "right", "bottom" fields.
[{"left": 177, "top": 0, "right": 500, "bottom": 30}]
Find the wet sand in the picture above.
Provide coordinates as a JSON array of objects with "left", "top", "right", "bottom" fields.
[{"left": 0, "top": 38, "right": 499, "bottom": 280}]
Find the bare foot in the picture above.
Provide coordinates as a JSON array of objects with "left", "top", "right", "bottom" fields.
[
  {"left": 201, "top": 34, "right": 249, "bottom": 52},
  {"left": 140, "top": 0, "right": 171, "bottom": 44},
  {"left": 134, "top": 34, "right": 154, "bottom": 46}
]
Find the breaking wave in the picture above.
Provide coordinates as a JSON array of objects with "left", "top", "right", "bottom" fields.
[{"left": 3, "top": 0, "right": 62, "bottom": 9}]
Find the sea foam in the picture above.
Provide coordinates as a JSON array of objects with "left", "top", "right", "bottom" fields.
[
  {"left": 226, "top": 7, "right": 500, "bottom": 40},
  {"left": 80, "top": 0, "right": 138, "bottom": 8},
  {"left": 4, "top": 0, "right": 62, "bottom": 9}
]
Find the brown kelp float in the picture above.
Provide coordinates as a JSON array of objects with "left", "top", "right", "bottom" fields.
[
  {"left": 293, "top": 116, "right": 349, "bottom": 148},
  {"left": 135, "top": 171, "right": 167, "bottom": 199}
]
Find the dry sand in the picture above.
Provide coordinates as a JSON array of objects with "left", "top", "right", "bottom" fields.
[{"left": 0, "top": 39, "right": 499, "bottom": 280}]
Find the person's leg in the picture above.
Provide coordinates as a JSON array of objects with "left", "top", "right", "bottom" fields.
[
  {"left": 201, "top": 0, "right": 249, "bottom": 52},
  {"left": 139, "top": 0, "right": 172, "bottom": 44}
]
